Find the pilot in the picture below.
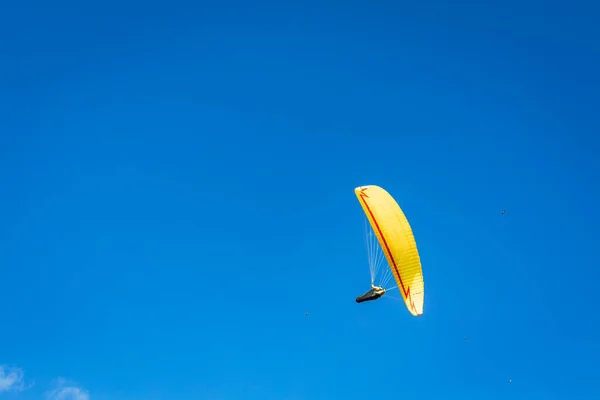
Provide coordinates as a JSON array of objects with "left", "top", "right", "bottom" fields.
[{"left": 356, "top": 282, "right": 386, "bottom": 303}]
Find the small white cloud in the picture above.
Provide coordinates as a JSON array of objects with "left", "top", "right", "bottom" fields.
[
  {"left": 0, "top": 365, "right": 25, "bottom": 393},
  {"left": 46, "top": 378, "right": 90, "bottom": 400}
]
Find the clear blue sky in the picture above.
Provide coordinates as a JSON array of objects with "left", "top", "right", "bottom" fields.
[{"left": 1, "top": 1, "right": 599, "bottom": 399}]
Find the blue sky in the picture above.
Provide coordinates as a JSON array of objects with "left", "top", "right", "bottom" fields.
[{"left": 1, "top": 0, "right": 599, "bottom": 399}]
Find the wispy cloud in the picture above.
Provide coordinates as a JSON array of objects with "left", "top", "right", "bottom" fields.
[
  {"left": 46, "top": 378, "right": 90, "bottom": 400},
  {"left": 0, "top": 365, "right": 25, "bottom": 393}
]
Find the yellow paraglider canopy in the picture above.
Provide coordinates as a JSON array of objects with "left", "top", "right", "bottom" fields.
[{"left": 355, "top": 185, "right": 424, "bottom": 316}]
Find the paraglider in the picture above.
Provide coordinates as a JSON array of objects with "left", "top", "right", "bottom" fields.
[
  {"left": 354, "top": 185, "right": 425, "bottom": 316},
  {"left": 355, "top": 282, "right": 386, "bottom": 303}
]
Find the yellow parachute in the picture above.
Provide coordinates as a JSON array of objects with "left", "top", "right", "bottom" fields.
[{"left": 355, "top": 185, "right": 424, "bottom": 316}]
